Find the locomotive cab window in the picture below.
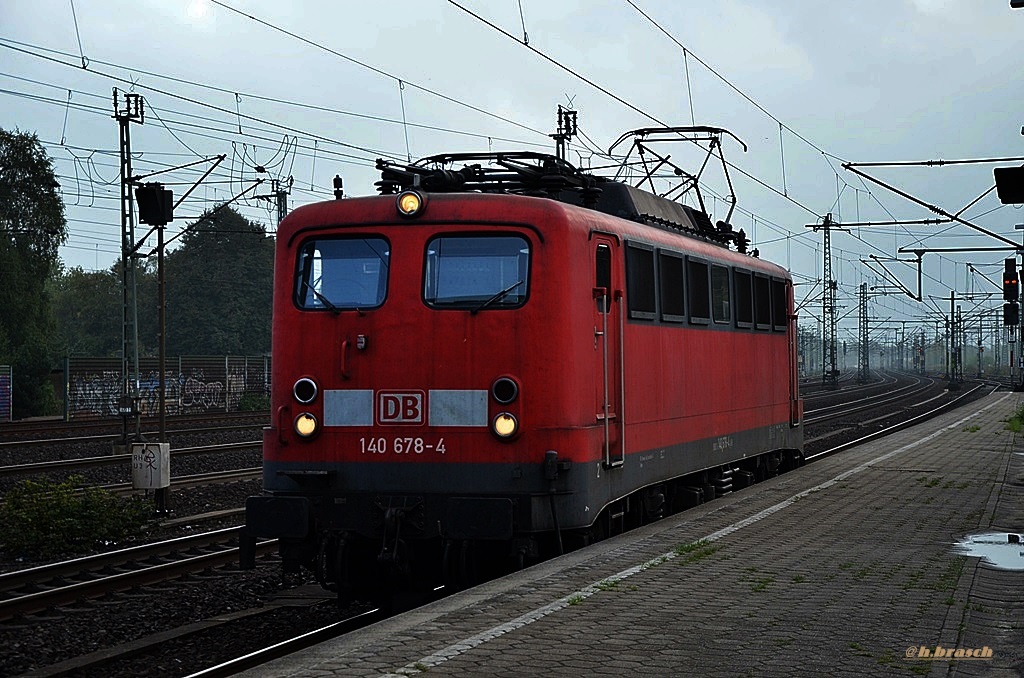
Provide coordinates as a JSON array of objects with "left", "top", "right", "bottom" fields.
[
  {"left": 423, "top": 235, "right": 529, "bottom": 310},
  {"left": 295, "top": 237, "right": 390, "bottom": 310}
]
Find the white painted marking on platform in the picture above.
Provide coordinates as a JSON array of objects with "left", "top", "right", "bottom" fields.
[{"left": 382, "top": 393, "right": 1012, "bottom": 676}]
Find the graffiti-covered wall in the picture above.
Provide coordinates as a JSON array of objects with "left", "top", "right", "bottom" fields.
[{"left": 65, "top": 356, "right": 270, "bottom": 419}]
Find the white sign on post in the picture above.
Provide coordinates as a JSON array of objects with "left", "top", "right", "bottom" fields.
[{"left": 131, "top": 442, "right": 170, "bottom": 490}]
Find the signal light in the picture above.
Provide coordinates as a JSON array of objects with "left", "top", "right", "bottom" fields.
[
  {"left": 1005, "top": 302, "right": 1020, "bottom": 327},
  {"left": 135, "top": 183, "right": 174, "bottom": 226},
  {"left": 294, "top": 412, "right": 319, "bottom": 438},
  {"left": 491, "top": 412, "right": 519, "bottom": 439},
  {"left": 293, "top": 377, "right": 318, "bottom": 404},
  {"left": 1004, "top": 258, "right": 1019, "bottom": 302},
  {"left": 396, "top": 190, "right": 426, "bottom": 217},
  {"left": 995, "top": 166, "right": 1024, "bottom": 204}
]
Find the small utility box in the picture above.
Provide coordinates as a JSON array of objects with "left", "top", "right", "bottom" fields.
[{"left": 131, "top": 442, "right": 170, "bottom": 490}]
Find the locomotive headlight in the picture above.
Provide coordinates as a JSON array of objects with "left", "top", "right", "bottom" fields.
[
  {"left": 294, "top": 412, "right": 319, "bottom": 438},
  {"left": 396, "top": 190, "right": 426, "bottom": 217},
  {"left": 491, "top": 377, "right": 519, "bottom": 404},
  {"left": 491, "top": 412, "right": 518, "bottom": 439},
  {"left": 293, "top": 377, "right": 318, "bottom": 404}
]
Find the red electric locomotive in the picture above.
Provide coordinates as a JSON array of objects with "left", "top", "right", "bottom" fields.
[{"left": 243, "top": 147, "right": 803, "bottom": 597}]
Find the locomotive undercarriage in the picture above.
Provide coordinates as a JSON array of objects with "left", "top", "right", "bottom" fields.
[{"left": 260, "top": 445, "right": 803, "bottom": 605}]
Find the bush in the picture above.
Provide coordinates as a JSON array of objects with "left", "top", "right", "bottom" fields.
[
  {"left": 0, "top": 476, "right": 154, "bottom": 561},
  {"left": 237, "top": 391, "right": 270, "bottom": 412}
]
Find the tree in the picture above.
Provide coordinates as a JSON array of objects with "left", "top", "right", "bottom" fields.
[
  {"left": 0, "top": 129, "right": 67, "bottom": 417},
  {"left": 165, "top": 206, "right": 273, "bottom": 356},
  {"left": 49, "top": 266, "right": 123, "bottom": 357}
]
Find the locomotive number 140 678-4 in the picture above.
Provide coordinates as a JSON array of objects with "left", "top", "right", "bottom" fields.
[{"left": 359, "top": 437, "right": 447, "bottom": 455}]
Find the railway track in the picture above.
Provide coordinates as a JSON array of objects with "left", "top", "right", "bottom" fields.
[
  {"left": 0, "top": 411, "right": 269, "bottom": 442},
  {"left": 0, "top": 527, "right": 276, "bottom": 622},
  {"left": 800, "top": 369, "right": 918, "bottom": 402},
  {"left": 806, "top": 381, "right": 994, "bottom": 462},
  {"left": 803, "top": 373, "right": 938, "bottom": 424},
  {"left": 0, "top": 424, "right": 264, "bottom": 452},
  {"left": 0, "top": 441, "right": 261, "bottom": 479}
]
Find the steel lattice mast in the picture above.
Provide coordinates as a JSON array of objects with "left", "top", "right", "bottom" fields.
[
  {"left": 810, "top": 214, "right": 840, "bottom": 389},
  {"left": 858, "top": 282, "right": 870, "bottom": 382}
]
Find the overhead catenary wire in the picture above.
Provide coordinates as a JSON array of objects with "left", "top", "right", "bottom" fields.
[
  {"left": 205, "top": 0, "right": 550, "bottom": 139},
  {"left": 0, "top": 49, "right": 553, "bottom": 152},
  {"left": 445, "top": 0, "right": 822, "bottom": 219}
]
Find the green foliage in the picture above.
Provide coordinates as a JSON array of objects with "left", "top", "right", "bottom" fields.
[
  {"left": 0, "top": 128, "right": 68, "bottom": 417},
  {"left": 49, "top": 266, "right": 124, "bottom": 356},
  {"left": 165, "top": 205, "right": 273, "bottom": 356},
  {"left": 1005, "top": 404, "right": 1024, "bottom": 432},
  {"left": 673, "top": 539, "right": 721, "bottom": 565},
  {"left": 0, "top": 476, "right": 153, "bottom": 560},
  {"left": 238, "top": 391, "right": 270, "bottom": 411}
]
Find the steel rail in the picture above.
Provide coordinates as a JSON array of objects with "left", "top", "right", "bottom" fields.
[
  {"left": 0, "top": 422, "right": 265, "bottom": 449},
  {"left": 805, "top": 382, "right": 993, "bottom": 462},
  {"left": 0, "top": 527, "right": 276, "bottom": 621},
  {"left": 102, "top": 468, "right": 261, "bottom": 495},
  {"left": 0, "top": 411, "right": 268, "bottom": 439},
  {"left": 0, "top": 441, "right": 261, "bottom": 477},
  {"left": 804, "top": 376, "right": 936, "bottom": 424}
]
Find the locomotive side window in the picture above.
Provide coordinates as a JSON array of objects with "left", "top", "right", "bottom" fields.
[
  {"left": 734, "top": 269, "right": 753, "bottom": 328},
  {"left": 686, "top": 257, "right": 710, "bottom": 325},
  {"left": 771, "top": 278, "right": 788, "bottom": 331},
  {"left": 595, "top": 243, "right": 611, "bottom": 313},
  {"left": 625, "top": 242, "right": 656, "bottom": 320},
  {"left": 294, "top": 237, "right": 390, "bottom": 310},
  {"left": 658, "top": 251, "right": 685, "bottom": 322},
  {"left": 423, "top": 235, "right": 529, "bottom": 310},
  {"left": 754, "top": 273, "right": 772, "bottom": 330},
  {"left": 711, "top": 264, "right": 731, "bottom": 324}
]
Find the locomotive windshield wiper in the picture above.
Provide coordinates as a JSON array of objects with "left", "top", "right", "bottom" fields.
[
  {"left": 301, "top": 279, "right": 341, "bottom": 314},
  {"left": 470, "top": 280, "right": 523, "bottom": 315}
]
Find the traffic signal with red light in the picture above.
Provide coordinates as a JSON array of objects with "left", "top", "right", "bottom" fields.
[{"left": 1004, "top": 258, "right": 1019, "bottom": 302}]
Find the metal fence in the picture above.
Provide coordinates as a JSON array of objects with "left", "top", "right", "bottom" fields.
[
  {"left": 63, "top": 356, "right": 271, "bottom": 420},
  {"left": 0, "top": 365, "right": 11, "bottom": 422}
]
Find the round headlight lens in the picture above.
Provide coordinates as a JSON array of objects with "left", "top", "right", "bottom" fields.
[
  {"left": 293, "top": 377, "right": 318, "bottom": 404},
  {"left": 492, "top": 412, "right": 518, "bottom": 439},
  {"left": 491, "top": 377, "right": 519, "bottom": 404},
  {"left": 397, "top": 190, "right": 425, "bottom": 217},
  {"left": 294, "top": 412, "right": 318, "bottom": 438}
]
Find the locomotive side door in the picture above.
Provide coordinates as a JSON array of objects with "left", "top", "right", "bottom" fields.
[{"left": 593, "top": 238, "right": 624, "bottom": 467}]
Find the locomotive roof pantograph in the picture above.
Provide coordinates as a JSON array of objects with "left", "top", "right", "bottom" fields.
[{"left": 374, "top": 127, "right": 753, "bottom": 254}]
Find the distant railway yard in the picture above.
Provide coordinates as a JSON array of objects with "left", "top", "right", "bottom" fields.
[{"left": 0, "top": 371, "right": 1002, "bottom": 677}]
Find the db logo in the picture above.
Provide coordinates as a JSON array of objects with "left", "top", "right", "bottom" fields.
[{"left": 376, "top": 391, "right": 424, "bottom": 425}]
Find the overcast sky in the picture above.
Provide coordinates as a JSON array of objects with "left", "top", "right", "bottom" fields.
[{"left": 3, "top": 0, "right": 1023, "bottom": 340}]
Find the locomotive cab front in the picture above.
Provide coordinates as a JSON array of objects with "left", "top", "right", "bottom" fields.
[{"left": 244, "top": 189, "right": 587, "bottom": 595}]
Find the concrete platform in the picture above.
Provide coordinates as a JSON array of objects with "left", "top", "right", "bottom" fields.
[{"left": 242, "top": 391, "right": 1024, "bottom": 677}]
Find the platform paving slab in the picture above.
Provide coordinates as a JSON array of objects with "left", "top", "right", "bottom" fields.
[{"left": 239, "top": 391, "right": 1024, "bottom": 677}]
